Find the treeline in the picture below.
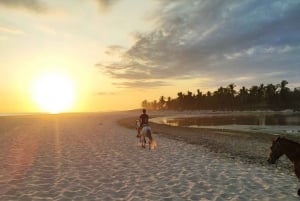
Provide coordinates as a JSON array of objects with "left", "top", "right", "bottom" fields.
[{"left": 141, "top": 80, "right": 300, "bottom": 111}]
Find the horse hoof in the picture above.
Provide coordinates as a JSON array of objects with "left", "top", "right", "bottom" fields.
[{"left": 297, "top": 188, "right": 300, "bottom": 196}]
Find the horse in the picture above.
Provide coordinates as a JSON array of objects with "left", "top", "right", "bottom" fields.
[
  {"left": 268, "top": 137, "right": 300, "bottom": 195},
  {"left": 135, "top": 120, "right": 156, "bottom": 150}
]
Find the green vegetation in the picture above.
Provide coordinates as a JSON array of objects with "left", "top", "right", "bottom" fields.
[{"left": 142, "top": 80, "right": 300, "bottom": 111}]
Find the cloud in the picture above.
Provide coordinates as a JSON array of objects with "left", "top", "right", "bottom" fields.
[
  {"left": 97, "top": 92, "right": 116, "bottom": 96},
  {"left": 93, "top": 0, "right": 120, "bottom": 11},
  {"left": 36, "top": 24, "right": 57, "bottom": 35},
  {"left": 104, "top": 45, "right": 125, "bottom": 56},
  {"left": 113, "top": 80, "right": 168, "bottom": 88},
  {"left": 0, "top": 25, "right": 23, "bottom": 35},
  {"left": 97, "top": 0, "right": 300, "bottom": 88},
  {"left": 0, "top": 0, "right": 47, "bottom": 12}
]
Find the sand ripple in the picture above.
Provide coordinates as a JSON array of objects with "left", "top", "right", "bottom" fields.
[{"left": 0, "top": 113, "right": 299, "bottom": 200}]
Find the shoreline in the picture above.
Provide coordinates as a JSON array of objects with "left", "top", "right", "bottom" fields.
[{"left": 118, "top": 112, "right": 298, "bottom": 171}]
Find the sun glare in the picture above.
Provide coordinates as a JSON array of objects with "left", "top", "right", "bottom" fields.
[{"left": 32, "top": 72, "right": 75, "bottom": 114}]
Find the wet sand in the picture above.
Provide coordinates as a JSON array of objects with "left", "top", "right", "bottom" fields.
[
  {"left": 119, "top": 110, "right": 300, "bottom": 168},
  {"left": 0, "top": 111, "right": 299, "bottom": 200}
]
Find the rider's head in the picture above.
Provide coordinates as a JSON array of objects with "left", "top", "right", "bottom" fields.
[{"left": 142, "top": 109, "right": 146, "bottom": 114}]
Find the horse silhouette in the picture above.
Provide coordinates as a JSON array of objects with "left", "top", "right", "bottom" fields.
[{"left": 268, "top": 137, "right": 300, "bottom": 195}]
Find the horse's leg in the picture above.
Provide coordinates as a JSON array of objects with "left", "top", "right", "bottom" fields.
[
  {"left": 143, "top": 132, "right": 147, "bottom": 145},
  {"left": 137, "top": 128, "right": 141, "bottom": 138},
  {"left": 147, "top": 130, "right": 152, "bottom": 150},
  {"left": 141, "top": 135, "right": 143, "bottom": 147},
  {"left": 142, "top": 136, "right": 146, "bottom": 148},
  {"left": 141, "top": 136, "right": 143, "bottom": 147},
  {"left": 292, "top": 161, "right": 300, "bottom": 196},
  {"left": 139, "top": 132, "right": 142, "bottom": 143},
  {"left": 294, "top": 161, "right": 300, "bottom": 180}
]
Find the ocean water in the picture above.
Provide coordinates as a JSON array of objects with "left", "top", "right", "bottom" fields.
[
  {"left": 0, "top": 113, "right": 43, "bottom": 116},
  {"left": 151, "top": 112, "right": 300, "bottom": 136},
  {"left": 165, "top": 113, "right": 300, "bottom": 126}
]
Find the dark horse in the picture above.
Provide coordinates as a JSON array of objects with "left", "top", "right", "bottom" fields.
[{"left": 268, "top": 137, "right": 300, "bottom": 195}]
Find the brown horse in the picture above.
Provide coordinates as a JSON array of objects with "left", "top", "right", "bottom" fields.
[{"left": 268, "top": 137, "right": 300, "bottom": 195}]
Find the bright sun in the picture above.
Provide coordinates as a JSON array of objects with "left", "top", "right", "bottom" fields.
[{"left": 32, "top": 72, "right": 75, "bottom": 114}]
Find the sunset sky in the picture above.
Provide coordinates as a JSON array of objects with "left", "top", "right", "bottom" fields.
[{"left": 0, "top": 0, "right": 299, "bottom": 113}]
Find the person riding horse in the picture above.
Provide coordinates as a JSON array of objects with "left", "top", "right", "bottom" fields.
[
  {"left": 136, "top": 109, "right": 156, "bottom": 149},
  {"left": 139, "top": 109, "right": 149, "bottom": 133}
]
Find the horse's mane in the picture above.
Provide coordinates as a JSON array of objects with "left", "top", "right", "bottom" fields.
[{"left": 278, "top": 137, "right": 300, "bottom": 147}]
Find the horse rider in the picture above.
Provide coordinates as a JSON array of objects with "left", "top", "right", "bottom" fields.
[{"left": 139, "top": 109, "right": 149, "bottom": 132}]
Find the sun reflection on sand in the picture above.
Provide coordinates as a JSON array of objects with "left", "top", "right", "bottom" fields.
[
  {"left": 0, "top": 128, "right": 38, "bottom": 194},
  {"left": 54, "top": 118, "right": 63, "bottom": 176}
]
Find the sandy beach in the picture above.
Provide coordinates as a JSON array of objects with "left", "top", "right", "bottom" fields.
[{"left": 0, "top": 111, "right": 299, "bottom": 200}]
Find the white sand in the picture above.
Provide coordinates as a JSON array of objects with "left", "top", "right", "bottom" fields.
[{"left": 0, "top": 111, "right": 299, "bottom": 200}]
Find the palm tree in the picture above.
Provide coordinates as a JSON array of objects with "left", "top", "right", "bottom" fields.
[
  {"left": 158, "top": 96, "right": 166, "bottom": 110},
  {"left": 279, "top": 80, "right": 290, "bottom": 108},
  {"left": 237, "top": 86, "right": 249, "bottom": 109},
  {"left": 265, "top": 83, "right": 278, "bottom": 109}
]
